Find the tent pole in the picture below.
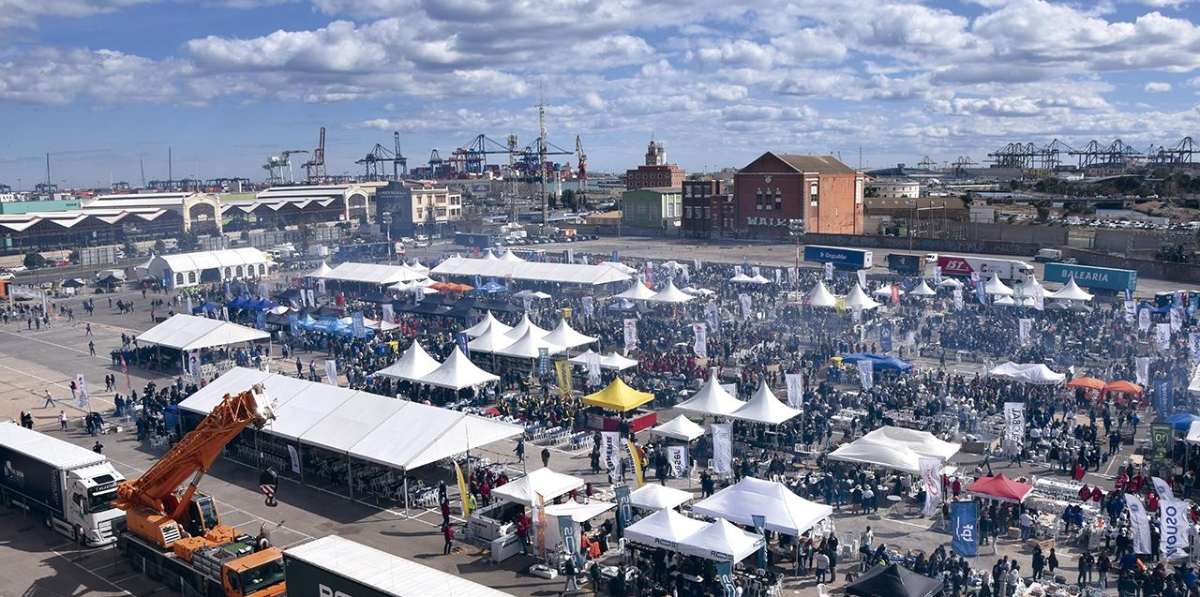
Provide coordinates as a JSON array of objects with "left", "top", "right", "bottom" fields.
[
  {"left": 404, "top": 474, "right": 410, "bottom": 516},
  {"left": 348, "top": 455, "right": 354, "bottom": 500}
]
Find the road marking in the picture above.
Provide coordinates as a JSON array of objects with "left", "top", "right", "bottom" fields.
[{"left": 48, "top": 546, "right": 135, "bottom": 596}]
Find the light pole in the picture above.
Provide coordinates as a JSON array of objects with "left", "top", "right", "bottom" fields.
[
  {"left": 382, "top": 212, "right": 393, "bottom": 265},
  {"left": 788, "top": 219, "right": 806, "bottom": 268}
]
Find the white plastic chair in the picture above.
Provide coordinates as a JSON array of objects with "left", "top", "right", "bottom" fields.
[{"left": 817, "top": 583, "right": 830, "bottom": 597}]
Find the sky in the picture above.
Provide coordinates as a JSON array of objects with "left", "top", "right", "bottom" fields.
[{"left": 1, "top": 0, "right": 1199, "bottom": 189}]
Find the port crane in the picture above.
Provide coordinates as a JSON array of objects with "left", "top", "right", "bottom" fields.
[
  {"left": 263, "top": 150, "right": 308, "bottom": 185},
  {"left": 301, "top": 127, "right": 327, "bottom": 183},
  {"left": 112, "top": 385, "right": 286, "bottom": 597},
  {"left": 355, "top": 132, "right": 408, "bottom": 181}
]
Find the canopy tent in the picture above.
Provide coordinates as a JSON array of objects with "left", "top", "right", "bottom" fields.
[
  {"left": 1050, "top": 278, "right": 1094, "bottom": 301},
  {"left": 628, "top": 483, "right": 695, "bottom": 511},
  {"left": 613, "top": 281, "right": 658, "bottom": 301},
  {"left": 729, "top": 273, "right": 754, "bottom": 283},
  {"left": 406, "top": 258, "right": 430, "bottom": 273},
  {"left": 432, "top": 256, "right": 632, "bottom": 286},
  {"left": 623, "top": 508, "right": 709, "bottom": 551},
  {"left": 729, "top": 382, "right": 802, "bottom": 425},
  {"left": 178, "top": 367, "right": 522, "bottom": 473},
  {"left": 806, "top": 281, "right": 837, "bottom": 307},
  {"left": 418, "top": 347, "right": 500, "bottom": 390},
  {"left": 937, "top": 278, "right": 963, "bottom": 288},
  {"left": 498, "top": 249, "right": 525, "bottom": 262},
  {"left": 692, "top": 477, "right": 832, "bottom": 536},
  {"left": 307, "top": 261, "right": 333, "bottom": 277},
  {"left": 967, "top": 473, "right": 1034, "bottom": 503},
  {"left": 647, "top": 280, "right": 695, "bottom": 304},
  {"left": 909, "top": 281, "right": 937, "bottom": 297},
  {"left": 494, "top": 328, "right": 565, "bottom": 359},
  {"left": 468, "top": 322, "right": 517, "bottom": 354},
  {"left": 491, "top": 468, "right": 584, "bottom": 506},
  {"left": 543, "top": 319, "right": 598, "bottom": 349},
  {"left": 582, "top": 377, "right": 656, "bottom": 412},
  {"left": 843, "top": 284, "right": 881, "bottom": 310},
  {"left": 749, "top": 274, "right": 771, "bottom": 284},
  {"left": 1067, "top": 377, "right": 1107, "bottom": 391},
  {"left": 840, "top": 353, "right": 914, "bottom": 372},
  {"left": 372, "top": 340, "right": 442, "bottom": 382},
  {"left": 137, "top": 314, "right": 269, "bottom": 352},
  {"left": 992, "top": 295, "right": 1017, "bottom": 307},
  {"left": 317, "top": 262, "right": 428, "bottom": 285},
  {"left": 477, "top": 279, "right": 508, "bottom": 294},
  {"left": 872, "top": 284, "right": 905, "bottom": 298},
  {"left": 675, "top": 370, "right": 744, "bottom": 417},
  {"left": 846, "top": 564, "right": 944, "bottom": 597},
  {"left": 984, "top": 273, "right": 1014, "bottom": 296},
  {"left": 512, "top": 289, "right": 552, "bottom": 300},
  {"left": 1187, "top": 421, "right": 1200, "bottom": 445},
  {"left": 598, "top": 261, "right": 637, "bottom": 274},
  {"left": 1166, "top": 412, "right": 1200, "bottom": 432},
  {"left": 828, "top": 426, "right": 960, "bottom": 474},
  {"left": 504, "top": 314, "right": 550, "bottom": 340},
  {"left": 987, "top": 362, "right": 1066, "bottom": 385},
  {"left": 651, "top": 415, "right": 707, "bottom": 442},
  {"left": 545, "top": 501, "right": 615, "bottom": 523},
  {"left": 600, "top": 352, "right": 639, "bottom": 371},
  {"left": 681, "top": 287, "right": 715, "bottom": 296},
  {"left": 1102, "top": 380, "right": 1143, "bottom": 398},
  {"left": 676, "top": 519, "right": 765, "bottom": 563}
]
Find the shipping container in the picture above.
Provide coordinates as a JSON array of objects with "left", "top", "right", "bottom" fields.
[
  {"left": 1043, "top": 263, "right": 1137, "bottom": 293},
  {"left": 803, "top": 245, "right": 873, "bottom": 270},
  {"left": 886, "top": 254, "right": 923, "bottom": 275}
]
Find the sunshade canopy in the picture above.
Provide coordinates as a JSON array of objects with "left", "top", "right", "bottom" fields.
[
  {"left": 543, "top": 318, "right": 598, "bottom": 349},
  {"left": 1187, "top": 421, "right": 1200, "bottom": 445},
  {"left": 372, "top": 340, "right": 442, "bottom": 382},
  {"left": 647, "top": 280, "right": 695, "bottom": 304},
  {"left": 692, "top": 477, "right": 832, "bottom": 536},
  {"left": 495, "top": 328, "right": 565, "bottom": 359},
  {"left": 600, "top": 352, "right": 639, "bottom": 371},
  {"left": 828, "top": 426, "right": 960, "bottom": 474},
  {"left": 433, "top": 256, "right": 632, "bottom": 286},
  {"left": 1050, "top": 278, "right": 1094, "bottom": 301},
  {"left": 847, "top": 564, "right": 944, "bottom": 597},
  {"left": 504, "top": 314, "right": 550, "bottom": 340},
  {"left": 675, "top": 370, "right": 744, "bottom": 416},
  {"left": 840, "top": 353, "right": 914, "bottom": 372},
  {"left": 307, "top": 260, "right": 333, "bottom": 277},
  {"left": 1166, "top": 412, "right": 1200, "bottom": 432},
  {"left": 676, "top": 518, "right": 765, "bottom": 563},
  {"left": 729, "top": 382, "right": 802, "bottom": 425},
  {"left": 418, "top": 347, "right": 500, "bottom": 390},
  {"left": 137, "top": 314, "right": 269, "bottom": 351},
  {"left": 967, "top": 473, "right": 1034, "bottom": 503},
  {"left": 545, "top": 501, "right": 615, "bottom": 523},
  {"left": 985, "top": 273, "right": 1014, "bottom": 296},
  {"left": 873, "top": 284, "right": 905, "bottom": 297},
  {"left": 843, "top": 284, "right": 881, "bottom": 310},
  {"left": 623, "top": 508, "right": 709, "bottom": 551},
  {"left": 909, "top": 281, "right": 937, "bottom": 296},
  {"left": 1067, "top": 377, "right": 1106, "bottom": 391},
  {"left": 628, "top": 483, "right": 695, "bottom": 511},
  {"left": 614, "top": 281, "right": 658, "bottom": 301},
  {"left": 491, "top": 468, "right": 584, "bottom": 506},
  {"left": 987, "top": 362, "right": 1066, "bottom": 384},
  {"left": 651, "top": 415, "right": 707, "bottom": 442},
  {"left": 318, "top": 261, "right": 428, "bottom": 285},
  {"left": 1103, "top": 380, "right": 1143, "bottom": 396},
  {"left": 582, "top": 377, "right": 656, "bottom": 412}
]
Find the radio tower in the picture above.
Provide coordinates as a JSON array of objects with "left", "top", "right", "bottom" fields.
[{"left": 539, "top": 101, "right": 549, "bottom": 231}]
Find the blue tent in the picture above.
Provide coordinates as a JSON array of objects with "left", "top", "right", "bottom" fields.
[
  {"left": 251, "top": 299, "right": 279, "bottom": 311},
  {"left": 191, "top": 301, "right": 221, "bottom": 314},
  {"left": 478, "top": 279, "right": 508, "bottom": 294},
  {"left": 228, "top": 295, "right": 254, "bottom": 309},
  {"left": 1166, "top": 413, "right": 1200, "bottom": 431},
  {"left": 839, "top": 352, "right": 913, "bottom": 372},
  {"left": 311, "top": 316, "right": 341, "bottom": 333},
  {"left": 298, "top": 314, "right": 318, "bottom": 330},
  {"left": 1138, "top": 302, "right": 1170, "bottom": 314}
]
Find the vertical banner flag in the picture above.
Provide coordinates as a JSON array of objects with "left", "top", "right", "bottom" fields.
[
  {"left": 534, "top": 493, "right": 547, "bottom": 557},
  {"left": 706, "top": 304, "right": 720, "bottom": 335},
  {"left": 750, "top": 266, "right": 760, "bottom": 278},
  {"left": 120, "top": 354, "right": 132, "bottom": 391},
  {"left": 919, "top": 457, "right": 942, "bottom": 517},
  {"left": 581, "top": 296, "right": 595, "bottom": 319},
  {"left": 880, "top": 321, "right": 893, "bottom": 352},
  {"left": 414, "top": 286, "right": 425, "bottom": 304},
  {"left": 1151, "top": 424, "right": 1173, "bottom": 466},
  {"left": 1032, "top": 285, "right": 1045, "bottom": 312},
  {"left": 352, "top": 311, "right": 366, "bottom": 338},
  {"left": 289, "top": 313, "right": 300, "bottom": 338},
  {"left": 739, "top": 294, "right": 752, "bottom": 319},
  {"left": 788, "top": 267, "right": 798, "bottom": 284},
  {"left": 585, "top": 351, "right": 602, "bottom": 386},
  {"left": 324, "top": 359, "right": 338, "bottom": 386},
  {"left": 1126, "top": 493, "right": 1152, "bottom": 555},
  {"left": 1152, "top": 476, "right": 1177, "bottom": 502},
  {"left": 851, "top": 304, "right": 862, "bottom": 323},
  {"left": 1018, "top": 318, "right": 1032, "bottom": 347},
  {"left": 1139, "top": 308, "right": 1152, "bottom": 332},
  {"left": 1126, "top": 298, "right": 1137, "bottom": 323},
  {"left": 1004, "top": 402, "right": 1026, "bottom": 443},
  {"left": 455, "top": 461, "right": 472, "bottom": 518},
  {"left": 537, "top": 347, "right": 550, "bottom": 376},
  {"left": 305, "top": 288, "right": 315, "bottom": 308},
  {"left": 856, "top": 269, "right": 867, "bottom": 289},
  {"left": 626, "top": 439, "right": 645, "bottom": 487},
  {"left": 558, "top": 514, "right": 582, "bottom": 567},
  {"left": 601, "top": 431, "right": 622, "bottom": 482},
  {"left": 567, "top": 248, "right": 575, "bottom": 265},
  {"left": 623, "top": 318, "right": 638, "bottom": 352},
  {"left": 734, "top": 265, "right": 743, "bottom": 277},
  {"left": 953, "top": 288, "right": 964, "bottom": 310},
  {"left": 694, "top": 258, "right": 702, "bottom": 271},
  {"left": 976, "top": 278, "right": 987, "bottom": 305},
  {"left": 858, "top": 360, "right": 874, "bottom": 390},
  {"left": 752, "top": 514, "right": 768, "bottom": 570},
  {"left": 1162, "top": 500, "right": 1191, "bottom": 559},
  {"left": 668, "top": 446, "right": 688, "bottom": 478},
  {"left": 1172, "top": 307, "right": 1184, "bottom": 332},
  {"left": 785, "top": 373, "right": 804, "bottom": 410},
  {"left": 256, "top": 309, "right": 266, "bottom": 331},
  {"left": 824, "top": 262, "right": 834, "bottom": 281},
  {"left": 1158, "top": 322, "right": 1172, "bottom": 348},
  {"left": 951, "top": 501, "right": 979, "bottom": 557},
  {"left": 555, "top": 360, "right": 573, "bottom": 398},
  {"left": 287, "top": 445, "right": 301, "bottom": 474},
  {"left": 890, "top": 284, "right": 900, "bottom": 305},
  {"left": 775, "top": 269, "right": 781, "bottom": 285},
  {"left": 186, "top": 295, "right": 193, "bottom": 316},
  {"left": 715, "top": 561, "right": 737, "bottom": 597},
  {"left": 933, "top": 266, "right": 942, "bottom": 285},
  {"left": 614, "top": 485, "right": 632, "bottom": 537},
  {"left": 1190, "top": 332, "right": 1200, "bottom": 364},
  {"left": 693, "top": 323, "right": 708, "bottom": 359},
  {"left": 75, "top": 374, "right": 89, "bottom": 410},
  {"left": 190, "top": 352, "right": 202, "bottom": 381},
  {"left": 611, "top": 250, "right": 619, "bottom": 263},
  {"left": 456, "top": 331, "right": 470, "bottom": 358},
  {"left": 522, "top": 296, "right": 533, "bottom": 312},
  {"left": 711, "top": 423, "right": 733, "bottom": 474},
  {"left": 1136, "top": 357, "right": 1151, "bottom": 386},
  {"left": 1153, "top": 379, "right": 1174, "bottom": 418}
]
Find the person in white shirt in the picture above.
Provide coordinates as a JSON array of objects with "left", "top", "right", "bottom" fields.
[{"left": 860, "top": 526, "right": 873, "bottom": 550}]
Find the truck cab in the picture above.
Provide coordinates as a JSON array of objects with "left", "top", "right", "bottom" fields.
[{"left": 68, "top": 463, "right": 126, "bottom": 546}]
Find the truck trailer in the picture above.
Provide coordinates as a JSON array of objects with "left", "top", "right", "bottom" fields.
[
  {"left": 1043, "top": 263, "right": 1137, "bottom": 293},
  {"left": 803, "top": 245, "right": 873, "bottom": 270},
  {"left": 936, "top": 255, "right": 1034, "bottom": 283},
  {"left": 0, "top": 422, "right": 125, "bottom": 546},
  {"left": 886, "top": 253, "right": 923, "bottom": 275}
]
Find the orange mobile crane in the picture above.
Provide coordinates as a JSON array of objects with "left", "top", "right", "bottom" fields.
[{"left": 112, "top": 385, "right": 286, "bottom": 597}]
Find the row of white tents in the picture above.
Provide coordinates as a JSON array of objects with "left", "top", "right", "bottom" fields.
[
  {"left": 373, "top": 342, "right": 499, "bottom": 390},
  {"left": 462, "top": 313, "right": 597, "bottom": 359},
  {"left": 672, "top": 371, "right": 802, "bottom": 425}
]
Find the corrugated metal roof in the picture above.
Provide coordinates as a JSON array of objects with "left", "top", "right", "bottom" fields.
[
  {"left": 0, "top": 422, "right": 108, "bottom": 470},
  {"left": 776, "top": 154, "right": 856, "bottom": 175},
  {"left": 286, "top": 536, "right": 518, "bottom": 597}
]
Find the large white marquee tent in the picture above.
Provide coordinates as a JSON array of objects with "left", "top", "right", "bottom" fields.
[
  {"left": 137, "top": 314, "right": 270, "bottom": 352},
  {"left": 432, "top": 256, "right": 632, "bottom": 286},
  {"left": 692, "top": 477, "right": 832, "bottom": 536}
]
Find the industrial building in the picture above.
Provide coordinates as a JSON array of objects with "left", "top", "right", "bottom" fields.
[
  {"left": 83, "top": 192, "right": 223, "bottom": 234},
  {"left": 866, "top": 179, "right": 921, "bottom": 198},
  {"left": 223, "top": 183, "right": 379, "bottom": 229},
  {"left": 732, "top": 153, "right": 864, "bottom": 240},
  {"left": 620, "top": 187, "right": 683, "bottom": 234},
  {"left": 681, "top": 179, "right": 732, "bottom": 239},
  {"left": 374, "top": 180, "right": 464, "bottom": 238},
  {"left": 625, "top": 140, "right": 686, "bottom": 191}
]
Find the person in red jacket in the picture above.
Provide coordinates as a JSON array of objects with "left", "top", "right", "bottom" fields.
[
  {"left": 1091, "top": 486, "right": 1104, "bottom": 502},
  {"left": 1147, "top": 491, "right": 1159, "bottom": 512},
  {"left": 443, "top": 523, "right": 455, "bottom": 555}
]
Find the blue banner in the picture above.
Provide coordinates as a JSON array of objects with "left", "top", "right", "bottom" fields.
[
  {"left": 880, "top": 322, "right": 893, "bottom": 353},
  {"left": 289, "top": 313, "right": 299, "bottom": 338},
  {"left": 751, "top": 514, "right": 767, "bottom": 570},
  {"left": 473, "top": 274, "right": 482, "bottom": 288},
  {"left": 951, "top": 501, "right": 979, "bottom": 557},
  {"left": 255, "top": 309, "right": 266, "bottom": 330},
  {"left": 1153, "top": 378, "right": 1174, "bottom": 418},
  {"left": 614, "top": 485, "right": 631, "bottom": 537},
  {"left": 611, "top": 250, "right": 619, "bottom": 263},
  {"left": 538, "top": 347, "right": 550, "bottom": 375},
  {"left": 456, "top": 332, "right": 470, "bottom": 358},
  {"left": 352, "top": 311, "right": 366, "bottom": 338},
  {"left": 715, "top": 561, "right": 737, "bottom": 597},
  {"left": 558, "top": 513, "right": 584, "bottom": 567},
  {"left": 976, "top": 280, "right": 987, "bottom": 305},
  {"left": 1190, "top": 294, "right": 1199, "bottom": 318},
  {"left": 1125, "top": 288, "right": 1133, "bottom": 302}
]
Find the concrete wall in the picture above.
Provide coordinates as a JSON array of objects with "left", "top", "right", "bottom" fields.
[
  {"left": 803, "top": 233, "right": 1044, "bottom": 258},
  {"left": 1093, "top": 229, "right": 1196, "bottom": 254}
]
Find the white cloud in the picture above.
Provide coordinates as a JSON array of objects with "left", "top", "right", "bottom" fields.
[{"left": 1145, "top": 81, "right": 1173, "bottom": 92}]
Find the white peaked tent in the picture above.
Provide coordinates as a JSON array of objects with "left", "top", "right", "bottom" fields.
[
  {"left": 407, "top": 258, "right": 429, "bottom": 273},
  {"left": 749, "top": 274, "right": 771, "bottom": 284},
  {"left": 462, "top": 312, "right": 512, "bottom": 338},
  {"left": 498, "top": 249, "right": 525, "bottom": 262},
  {"left": 829, "top": 426, "right": 960, "bottom": 473},
  {"left": 482, "top": 249, "right": 499, "bottom": 261},
  {"left": 137, "top": 314, "right": 270, "bottom": 352},
  {"left": 543, "top": 319, "right": 598, "bottom": 349},
  {"left": 513, "top": 289, "right": 553, "bottom": 299},
  {"left": 418, "top": 347, "right": 500, "bottom": 390},
  {"left": 504, "top": 314, "right": 550, "bottom": 339},
  {"left": 985, "top": 273, "right": 1014, "bottom": 296},
  {"left": 308, "top": 260, "right": 333, "bottom": 278},
  {"left": 938, "top": 278, "right": 964, "bottom": 288},
  {"left": 729, "top": 273, "right": 754, "bottom": 283},
  {"left": 624, "top": 508, "right": 709, "bottom": 550},
  {"left": 647, "top": 279, "right": 695, "bottom": 304},
  {"left": 873, "top": 284, "right": 905, "bottom": 298},
  {"left": 1050, "top": 278, "right": 1094, "bottom": 301},
  {"left": 599, "top": 261, "right": 637, "bottom": 274},
  {"left": 495, "top": 328, "right": 565, "bottom": 359},
  {"left": 614, "top": 281, "right": 657, "bottom": 301},
  {"left": 807, "top": 281, "right": 838, "bottom": 307},
  {"left": 1187, "top": 420, "right": 1200, "bottom": 445},
  {"left": 491, "top": 468, "right": 584, "bottom": 506},
  {"left": 676, "top": 370, "right": 745, "bottom": 416},
  {"left": 993, "top": 295, "right": 1017, "bottom": 306},
  {"left": 987, "top": 362, "right": 1066, "bottom": 384},
  {"left": 729, "top": 382, "right": 802, "bottom": 425},
  {"left": 628, "top": 483, "right": 695, "bottom": 511},
  {"left": 910, "top": 280, "right": 938, "bottom": 297},
  {"left": 373, "top": 340, "right": 442, "bottom": 382},
  {"left": 468, "top": 321, "right": 518, "bottom": 353},
  {"left": 843, "top": 284, "right": 881, "bottom": 310},
  {"left": 677, "top": 519, "right": 766, "bottom": 563},
  {"left": 599, "top": 352, "right": 639, "bottom": 370},
  {"left": 651, "top": 415, "right": 707, "bottom": 442},
  {"left": 692, "top": 477, "right": 832, "bottom": 536}
]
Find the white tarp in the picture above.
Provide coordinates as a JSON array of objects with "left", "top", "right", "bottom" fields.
[
  {"left": 728, "top": 382, "right": 802, "bottom": 425},
  {"left": 623, "top": 508, "right": 708, "bottom": 550},
  {"left": 988, "top": 362, "right": 1066, "bottom": 384},
  {"left": 628, "top": 483, "right": 695, "bottom": 511},
  {"left": 432, "top": 256, "right": 632, "bottom": 286},
  {"left": 692, "top": 477, "right": 832, "bottom": 536},
  {"left": 137, "top": 314, "right": 270, "bottom": 352},
  {"left": 676, "top": 518, "right": 765, "bottom": 563},
  {"left": 418, "top": 347, "right": 500, "bottom": 389},
  {"left": 318, "top": 262, "right": 428, "bottom": 285},
  {"left": 676, "top": 370, "right": 744, "bottom": 417},
  {"left": 651, "top": 415, "right": 707, "bottom": 442},
  {"left": 828, "top": 426, "right": 961, "bottom": 474},
  {"left": 491, "top": 468, "right": 584, "bottom": 506},
  {"left": 372, "top": 340, "right": 441, "bottom": 382}
]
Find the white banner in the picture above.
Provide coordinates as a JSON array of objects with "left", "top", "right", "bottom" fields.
[
  {"left": 305, "top": 288, "right": 315, "bottom": 308},
  {"left": 1139, "top": 308, "right": 1152, "bottom": 332},
  {"left": 739, "top": 294, "right": 752, "bottom": 319},
  {"left": 287, "top": 445, "right": 301, "bottom": 474},
  {"left": 824, "top": 262, "right": 833, "bottom": 281},
  {"left": 774, "top": 269, "right": 781, "bottom": 285},
  {"left": 858, "top": 360, "right": 874, "bottom": 390},
  {"left": 933, "top": 266, "right": 942, "bottom": 285},
  {"left": 788, "top": 267, "right": 798, "bottom": 284},
  {"left": 1136, "top": 357, "right": 1151, "bottom": 386},
  {"left": 1152, "top": 476, "right": 1176, "bottom": 502},
  {"left": 585, "top": 351, "right": 602, "bottom": 386},
  {"left": 952, "top": 288, "right": 963, "bottom": 310},
  {"left": 1018, "top": 318, "right": 1032, "bottom": 347},
  {"left": 734, "top": 265, "right": 743, "bottom": 277},
  {"left": 1126, "top": 493, "right": 1152, "bottom": 555},
  {"left": 186, "top": 295, "right": 193, "bottom": 316},
  {"left": 581, "top": 296, "right": 595, "bottom": 319},
  {"left": 1191, "top": 333, "right": 1200, "bottom": 364},
  {"left": 694, "top": 258, "right": 702, "bottom": 271},
  {"left": 851, "top": 304, "right": 862, "bottom": 323},
  {"left": 189, "top": 351, "right": 202, "bottom": 381},
  {"left": 1162, "top": 499, "right": 1191, "bottom": 559},
  {"left": 785, "top": 373, "right": 804, "bottom": 410},
  {"left": 706, "top": 303, "right": 720, "bottom": 335},
  {"left": 522, "top": 296, "right": 532, "bottom": 312},
  {"left": 324, "top": 359, "right": 338, "bottom": 386},
  {"left": 381, "top": 303, "right": 394, "bottom": 324},
  {"left": 919, "top": 457, "right": 942, "bottom": 517},
  {"left": 1032, "top": 283, "right": 1044, "bottom": 312},
  {"left": 601, "top": 431, "right": 623, "bottom": 482},
  {"left": 623, "top": 318, "right": 638, "bottom": 352},
  {"left": 1125, "top": 300, "right": 1136, "bottom": 323},
  {"left": 856, "top": 269, "right": 867, "bottom": 288},
  {"left": 75, "top": 374, "right": 89, "bottom": 410},
  {"left": 751, "top": 266, "right": 760, "bottom": 278},
  {"left": 692, "top": 323, "right": 708, "bottom": 359},
  {"left": 668, "top": 446, "right": 689, "bottom": 479},
  {"left": 711, "top": 423, "right": 732, "bottom": 475},
  {"left": 1157, "top": 323, "right": 1172, "bottom": 348},
  {"left": 1172, "top": 307, "right": 1184, "bottom": 332},
  {"left": 1004, "top": 402, "right": 1025, "bottom": 442}
]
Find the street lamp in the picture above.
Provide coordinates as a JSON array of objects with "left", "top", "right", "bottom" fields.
[
  {"left": 382, "top": 212, "right": 393, "bottom": 265},
  {"left": 788, "top": 219, "right": 806, "bottom": 268}
]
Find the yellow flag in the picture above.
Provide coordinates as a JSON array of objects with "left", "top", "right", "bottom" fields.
[
  {"left": 626, "top": 438, "right": 645, "bottom": 487},
  {"left": 454, "top": 461, "right": 472, "bottom": 518},
  {"left": 555, "top": 360, "right": 573, "bottom": 398}
]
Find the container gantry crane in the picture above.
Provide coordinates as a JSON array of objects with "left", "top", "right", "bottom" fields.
[{"left": 301, "top": 127, "right": 327, "bottom": 183}]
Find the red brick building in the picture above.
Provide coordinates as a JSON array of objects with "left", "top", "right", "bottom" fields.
[
  {"left": 732, "top": 153, "right": 864, "bottom": 239},
  {"left": 625, "top": 140, "right": 686, "bottom": 190},
  {"left": 681, "top": 179, "right": 729, "bottom": 239}
]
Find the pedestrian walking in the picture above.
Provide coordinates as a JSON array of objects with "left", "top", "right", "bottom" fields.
[
  {"left": 43, "top": 390, "right": 55, "bottom": 408},
  {"left": 88, "top": 340, "right": 96, "bottom": 356},
  {"left": 85, "top": 323, "right": 92, "bottom": 336},
  {"left": 442, "top": 523, "right": 454, "bottom": 555},
  {"left": 58, "top": 410, "right": 67, "bottom": 430},
  {"left": 541, "top": 447, "right": 551, "bottom": 468},
  {"left": 562, "top": 556, "right": 578, "bottom": 592},
  {"left": 514, "top": 438, "right": 525, "bottom": 462}
]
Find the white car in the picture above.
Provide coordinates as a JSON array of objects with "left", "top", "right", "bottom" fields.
[
  {"left": 414, "top": 240, "right": 431, "bottom": 248},
  {"left": 399, "top": 237, "right": 415, "bottom": 244},
  {"left": 0, "top": 272, "right": 13, "bottom": 281},
  {"left": 6, "top": 265, "right": 26, "bottom": 272}
]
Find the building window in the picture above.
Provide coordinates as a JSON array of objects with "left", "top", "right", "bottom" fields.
[
  {"left": 187, "top": 272, "right": 196, "bottom": 284},
  {"left": 235, "top": 266, "right": 243, "bottom": 277},
  {"left": 809, "top": 181, "right": 819, "bottom": 207},
  {"left": 756, "top": 188, "right": 763, "bottom": 210},
  {"left": 702, "top": 206, "right": 710, "bottom": 220},
  {"left": 684, "top": 206, "right": 693, "bottom": 219},
  {"left": 176, "top": 273, "right": 184, "bottom": 286},
  {"left": 856, "top": 179, "right": 864, "bottom": 204},
  {"left": 259, "top": 264, "right": 266, "bottom": 275},
  {"left": 224, "top": 267, "right": 232, "bottom": 278},
  {"left": 774, "top": 189, "right": 782, "bottom": 211}
]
